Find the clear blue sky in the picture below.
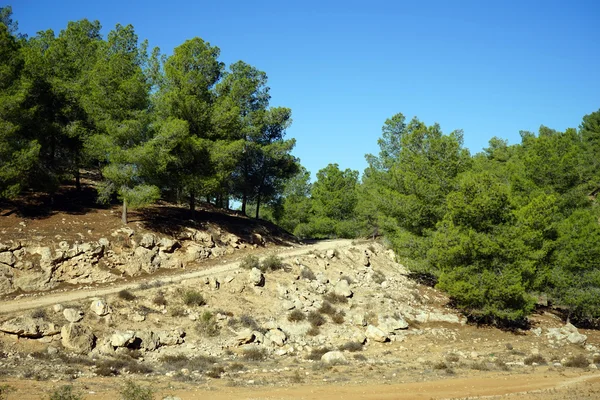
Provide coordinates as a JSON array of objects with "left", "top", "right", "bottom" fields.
[{"left": 10, "top": 0, "right": 600, "bottom": 179}]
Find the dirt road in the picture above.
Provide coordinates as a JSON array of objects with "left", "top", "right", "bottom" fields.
[{"left": 0, "top": 239, "right": 353, "bottom": 315}]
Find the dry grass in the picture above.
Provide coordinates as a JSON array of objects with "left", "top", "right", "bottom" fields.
[
  {"left": 307, "top": 311, "right": 326, "bottom": 327},
  {"left": 323, "top": 292, "right": 348, "bottom": 304},
  {"left": 287, "top": 309, "right": 306, "bottom": 322},
  {"left": 524, "top": 354, "right": 546, "bottom": 365},
  {"left": 564, "top": 354, "right": 589, "bottom": 368},
  {"left": 118, "top": 289, "right": 136, "bottom": 301}
]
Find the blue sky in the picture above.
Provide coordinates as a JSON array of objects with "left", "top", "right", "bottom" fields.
[{"left": 10, "top": 0, "right": 600, "bottom": 179}]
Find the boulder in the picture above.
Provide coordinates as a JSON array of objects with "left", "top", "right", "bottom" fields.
[
  {"left": 63, "top": 308, "right": 84, "bottom": 323},
  {"left": 157, "top": 328, "right": 185, "bottom": 346},
  {"left": 158, "top": 237, "right": 179, "bottom": 253},
  {"left": 0, "top": 316, "right": 60, "bottom": 338},
  {"left": 110, "top": 330, "right": 136, "bottom": 347},
  {"left": 365, "top": 324, "right": 388, "bottom": 343},
  {"left": 53, "top": 304, "right": 64, "bottom": 313},
  {"left": 326, "top": 249, "right": 336, "bottom": 259},
  {"left": 236, "top": 328, "right": 255, "bottom": 345},
  {"left": 378, "top": 315, "right": 409, "bottom": 333},
  {"left": 90, "top": 299, "right": 110, "bottom": 316},
  {"left": 61, "top": 323, "right": 96, "bottom": 353},
  {"left": 321, "top": 350, "right": 347, "bottom": 365},
  {"left": 248, "top": 268, "right": 265, "bottom": 287},
  {"left": 139, "top": 233, "right": 156, "bottom": 249},
  {"left": 334, "top": 279, "right": 353, "bottom": 298},
  {"left": 135, "top": 330, "right": 160, "bottom": 351},
  {"left": 98, "top": 238, "right": 110, "bottom": 248},
  {"left": 0, "top": 251, "right": 15, "bottom": 266},
  {"left": 266, "top": 328, "right": 287, "bottom": 346}
]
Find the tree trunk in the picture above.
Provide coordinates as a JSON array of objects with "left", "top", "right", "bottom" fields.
[
  {"left": 74, "top": 148, "right": 81, "bottom": 191},
  {"left": 241, "top": 193, "right": 247, "bottom": 215},
  {"left": 122, "top": 198, "right": 128, "bottom": 225},
  {"left": 189, "top": 190, "right": 196, "bottom": 217},
  {"left": 255, "top": 194, "right": 261, "bottom": 219}
]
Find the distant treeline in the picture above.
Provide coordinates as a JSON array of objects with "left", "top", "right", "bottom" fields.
[{"left": 0, "top": 6, "right": 297, "bottom": 222}]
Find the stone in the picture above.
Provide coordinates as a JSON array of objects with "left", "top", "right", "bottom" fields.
[
  {"left": 90, "top": 299, "right": 110, "bottom": 316},
  {"left": 248, "top": 267, "right": 265, "bottom": 287},
  {"left": 378, "top": 315, "right": 409, "bottom": 333},
  {"left": 0, "top": 251, "right": 15, "bottom": 266},
  {"left": 365, "top": 325, "right": 388, "bottom": 343},
  {"left": 157, "top": 328, "right": 185, "bottom": 346},
  {"left": 326, "top": 249, "right": 336, "bottom": 259},
  {"left": 316, "top": 272, "right": 329, "bottom": 285},
  {"left": 136, "top": 330, "right": 160, "bottom": 351},
  {"left": 334, "top": 279, "right": 353, "bottom": 297},
  {"left": 282, "top": 300, "right": 295, "bottom": 310},
  {"left": 132, "top": 313, "right": 146, "bottom": 322},
  {"left": 63, "top": 308, "right": 84, "bottom": 323},
  {"left": 110, "top": 330, "right": 136, "bottom": 347},
  {"left": 236, "top": 328, "right": 255, "bottom": 345},
  {"left": 321, "top": 350, "right": 347, "bottom": 364},
  {"left": 209, "top": 276, "right": 220, "bottom": 290},
  {"left": 266, "top": 328, "right": 287, "bottom": 346},
  {"left": 139, "top": 233, "right": 156, "bottom": 248},
  {"left": 53, "top": 304, "right": 64, "bottom": 313},
  {"left": 0, "top": 316, "right": 60, "bottom": 338},
  {"left": 61, "top": 323, "right": 95, "bottom": 354},
  {"left": 158, "top": 237, "right": 179, "bottom": 252},
  {"left": 567, "top": 331, "right": 587, "bottom": 345}
]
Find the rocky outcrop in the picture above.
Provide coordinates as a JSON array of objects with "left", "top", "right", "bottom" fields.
[
  {"left": 0, "top": 316, "right": 60, "bottom": 338},
  {"left": 61, "top": 323, "right": 96, "bottom": 353}
]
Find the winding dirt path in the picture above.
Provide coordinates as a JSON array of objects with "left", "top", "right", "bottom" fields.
[{"left": 0, "top": 239, "right": 353, "bottom": 315}]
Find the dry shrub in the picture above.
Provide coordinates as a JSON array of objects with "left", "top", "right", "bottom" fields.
[
  {"left": 331, "top": 311, "right": 345, "bottom": 324},
  {"left": 338, "top": 341, "right": 363, "bottom": 352},
  {"left": 318, "top": 301, "right": 336, "bottom": 316},
  {"left": 445, "top": 353, "right": 460, "bottom": 363},
  {"left": 118, "top": 289, "right": 136, "bottom": 301},
  {"left": 323, "top": 292, "right": 348, "bottom": 304},
  {"left": 239, "top": 255, "right": 260, "bottom": 270},
  {"left": 307, "top": 311, "right": 326, "bottom": 327},
  {"left": 564, "top": 354, "right": 589, "bottom": 368},
  {"left": 152, "top": 292, "right": 167, "bottom": 306},
  {"left": 307, "top": 347, "right": 331, "bottom": 361},
  {"left": 524, "top": 354, "right": 546, "bottom": 365},
  {"left": 300, "top": 267, "right": 316, "bottom": 281},
  {"left": 242, "top": 347, "right": 267, "bottom": 361},
  {"left": 287, "top": 309, "right": 305, "bottom": 322}
]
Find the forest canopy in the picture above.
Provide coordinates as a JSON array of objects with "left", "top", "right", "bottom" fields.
[{"left": 2, "top": 7, "right": 600, "bottom": 327}]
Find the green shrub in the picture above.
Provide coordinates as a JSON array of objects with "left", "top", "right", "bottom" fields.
[
  {"left": 261, "top": 254, "right": 284, "bottom": 271},
  {"left": 239, "top": 255, "right": 260, "bottom": 270},
  {"left": 48, "top": 385, "right": 83, "bottom": 400},
  {"left": 196, "top": 311, "right": 220, "bottom": 337},
  {"left": 182, "top": 290, "right": 205, "bottom": 307},
  {"left": 119, "top": 380, "right": 153, "bottom": 400}
]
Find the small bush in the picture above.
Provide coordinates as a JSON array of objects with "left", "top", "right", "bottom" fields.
[
  {"left": 48, "top": 385, "right": 83, "bottom": 400},
  {"left": 182, "top": 290, "right": 206, "bottom": 307},
  {"left": 239, "top": 255, "right": 260, "bottom": 270},
  {"left": 31, "top": 308, "right": 47, "bottom": 319},
  {"left": 239, "top": 314, "right": 261, "bottom": 331},
  {"left": 433, "top": 361, "right": 449, "bottom": 370},
  {"left": 170, "top": 307, "right": 185, "bottom": 317},
  {"left": 206, "top": 366, "right": 225, "bottom": 378},
  {"left": 242, "top": 347, "right": 267, "bottom": 361},
  {"left": 300, "top": 267, "right": 316, "bottom": 281},
  {"left": 593, "top": 354, "right": 600, "bottom": 364},
  {"left": 505, "top": 343, "right": 513, "bottom": 351},
  {"left": 307, "top": 311, "right": 326, "bottom": 327},
  {"left": 262, "top": 255, "right": 284, "bottom": 272},
  {"left": 495, "top": 358, "right": 510, "bottom": 371},
  {"left": 323, "top": 292, "right": 348, "bottom": 304},
  {"left": 307, "top": 347, "right": 331, "bottom": 361},
  {"left": 331, "top": 311, "right": 345, "bottom": 324},
  {"left": 228, "top": 362, "right": 245, "bottom": 372},
  {"left": 96, "top": 358, "right": 152, "bottom": 376},
  {"left": 353, "top": 354, "right": 367, "bottom": 361},
  {"left": 196, "top": 312, "right": 220, "bottom": 337},
  {"left": 306, "top": 326, "right": 320, "bottom": 336},
  {"left": 160, "top": 354, "right": 216, "bottom": 371},
  {"left": 564, "top": 354, "right": 589, "bottom": 368},
  {"left": 287, "top": 309, "right": 305, "bottom": 322},
  {"left": 120, "top": 380, "right": 153, "bottom": 400},
  {"left": 471, "top": 361, "right": 490, "bottom": 371},
  {"left": 152, "top": 292, "right": 167, "bottom": 306},
  {"left": 118, "top": 289, "right": 136, "bottom": 301},
  {"left": 524, "top": 354, "right": 546, "bottom": 365},
  {"left": 445, "top": 353, "right": 460, "bottom": 363},
  {"left": 318, "top": 301, "right": 336, "bottom": 316},
  {"left": 338, "top": 341, "right": 363, "bottom": 352}
]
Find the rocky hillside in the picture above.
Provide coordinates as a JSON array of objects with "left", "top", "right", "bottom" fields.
[
  {"left": 0, "top": 203, "right": 297, "bottom": 296},
  {"left": 0, "top": 238, "right": 598, "bottom": 399}
]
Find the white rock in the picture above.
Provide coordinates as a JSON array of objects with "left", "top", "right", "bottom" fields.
[
  {"left": 53, "top": 304, "right": 64, "bottom": 313},
  {"left": 63, "top": 308, "right": 84, "bottom": 323},
  {"left": 334, "top": 279, "right": 353, "bottom": 297},
  {"left": 90, "top": 299, "right": 110, "bottom": 316},
  {"left": 266, "top": 329, "right": 287, "bottom": 347},
  {"left": 365, "top": 325, "right": 388, "bottom": 343},
  {"left": 248, "top": 268, "right": 265, "bottom": 287},
  {"left": 321, "top": 350, "right": 347, "bottom": 364},
  {"left": 110, "top": 330, "right": 136, "bottom": 347}
]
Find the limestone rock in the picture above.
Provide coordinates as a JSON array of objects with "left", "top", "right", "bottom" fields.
[
  {"left": 334, "top": 279, "right": 353, "bottom": 297},
  {"left": 110, "top": 330, "right": 136, "bottom": 347},
  {"left": 326, "top": 249, "right": 336, "bottom": 259},
  {"left": 158, "top": 237, "right": 179, "bottom": 252},
  {"left": 63, "top": 308, "right": 84, "bottom": 323},
  {"left": 139, "top": 233, "right": 156, "bottom": 249},
  {"left": 321, "top": 350, "right": 347, "bottom": 364},
  {"left": 157, "top": 328, "right": 185, "bottom": 346},
  {"left": 365, "top": 324, "right": 388, "bottom": 343},
  {"left": 0, "top": 316, "right": 60, "bottom": 338},
  {"left": 0, "top": 251, "right": 15, "bottom": 266},
  {"left": 61, "top": 323, "right": 96, "bottom": 354},
  {"left": 378, "top": 315, "right": 409, "bottom": 333},
  {"left": 90, "top": 299, "right": 110, "bottom": 316},
  {"left": 136, "top": 330, "right": 159, "bottom": 351},
  {"left": 249, "top": 267, "right": 265, "bottom": 287},
  {"left": 236, "top": 328, "right": 255, "bottom": 345},
  {"left": 266, "top": 328, "right": 287, "bottom": 346}
]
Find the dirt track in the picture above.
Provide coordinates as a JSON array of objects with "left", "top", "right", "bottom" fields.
[
  {"left": 0, "top": 239, "right": 353, "bottom": 315},
  {"left": 2, "top": 370, "right": 600, "bottom": 399}
]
